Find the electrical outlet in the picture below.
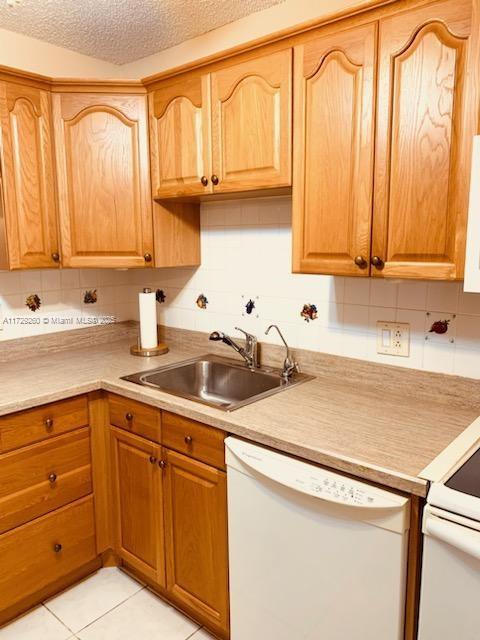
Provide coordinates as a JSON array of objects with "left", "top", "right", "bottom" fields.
[{"left": 376, "top": 321, "right": 410, "bottom": 357}]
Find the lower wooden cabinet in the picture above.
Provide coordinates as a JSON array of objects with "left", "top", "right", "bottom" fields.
[
  {"left": 108, "top": 401, "right": 229, "bottom": 638},
  {"left": 164, "top": 449, "right": 229, "bottom": 635},
  {"left": 0, "top": 495, "right": 97, "bottom": 615},
  {"left": 110, "top": 426, "right": 165, "bottom": 585}
]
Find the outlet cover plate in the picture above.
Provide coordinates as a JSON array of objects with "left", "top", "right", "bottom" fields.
[{"left": 377, "top": 321, "right": 410, "bottom": 357}]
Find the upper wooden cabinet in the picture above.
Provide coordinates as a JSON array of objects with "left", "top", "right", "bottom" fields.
[
  {"left": 292, "top": 24, "right": 376, "bottom": 276},
  {"left": 210, "top": 49, "right": 292, "bottom": 194},
  {"left": 149, "top": 75, "right": 211, "bottom": 198},
  {"left": 373, "top": 0, "right": 478, "bottom": 280},
  {"left": 149, "top": 48, "right": 292, "bottom": 199},
  {"left": 293, "top": 0, "right": 479, "bottom": 280},
  {"left": 52, "top": 92, "right": 154, "bottom": 268},
  {"left": 0, "top": 81, "right": 60, "bottom": 270}
]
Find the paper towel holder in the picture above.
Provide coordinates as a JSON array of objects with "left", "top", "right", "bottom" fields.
[{"left": 130, "top": 288, "right": 169, "bottom": 357}]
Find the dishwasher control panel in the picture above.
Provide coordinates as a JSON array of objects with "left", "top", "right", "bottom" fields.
[
  {"left": 226, "top": 437, "right": 409, "bottom": 511},
  {"left": 309, "top": 479, "right": 376, "bottom": 506}
]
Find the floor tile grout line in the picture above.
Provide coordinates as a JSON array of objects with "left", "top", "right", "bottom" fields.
[
  {"left": 40, "top": 603, "right": 76, "bottom": 637},
  {"left": 73, "top": 585, "right": 147, "bottom": 635},
  {"left": 184, "top": 626, "right": 203, "bottom": 640}
]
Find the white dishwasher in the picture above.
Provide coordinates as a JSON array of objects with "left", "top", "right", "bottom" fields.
[{"left": 225, "top": 437, "right": 411, "bottom": 640}]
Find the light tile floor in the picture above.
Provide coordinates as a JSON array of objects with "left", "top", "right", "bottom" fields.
[{"left": 0, "top": 568, "right": 215, "bottom": 640}]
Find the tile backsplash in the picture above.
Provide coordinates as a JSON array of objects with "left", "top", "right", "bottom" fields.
[
  {"left": 0, "top": 268, "right": 137, "bottom": 341},
  {"left": 1, "top": 196, "right": 480, "bottom": 380},
  {"left": 141, "top": 197, "right": 480, "bottom": 380}
]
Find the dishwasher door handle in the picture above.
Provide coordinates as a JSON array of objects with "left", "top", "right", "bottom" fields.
[{"left": 425, "top": 514, "right": 480, "bottom": 560}]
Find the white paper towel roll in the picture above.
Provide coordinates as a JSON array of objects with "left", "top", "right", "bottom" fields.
[{"left": 139, "top": 289, "right": 158, "bottom": 349}]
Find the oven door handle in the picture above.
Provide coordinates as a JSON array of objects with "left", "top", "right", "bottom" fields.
[{"left": 425, "top": 514, "right": 480, "bottom": 560}]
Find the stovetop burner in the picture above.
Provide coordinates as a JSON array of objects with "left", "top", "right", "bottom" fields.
[{"left": 445, "top": 447, "right": 480, "bottom": 499}]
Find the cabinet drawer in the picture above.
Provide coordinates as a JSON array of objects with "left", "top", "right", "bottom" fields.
[
  {"left": 0, "top": 428, "right": 92, "bottom": 534},
  {"left": 108, "top": 394, "right": 161, "bottom": 443},
  {"left": 0, "top": 495, "right": 96, "bottom": 613},
  {"left": 0, "top": 396, "right": 88, "bottom": 453},
  {"left": 162, "top": 412, "right": 226, "bottom": 469}
]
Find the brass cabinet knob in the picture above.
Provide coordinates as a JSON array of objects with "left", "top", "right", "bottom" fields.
[
  {"left": 201, "top": 176, "right": 209, "bottom": 186},
  {"left": 45, "top": 417, "right": 54, "bottom": 430},
  {"left": 184, "top": 435, "right": 193, "bottom": 445},
  {"left": 48, "top": 472, "right": 57, "bottom": 483},
  {"left": 149, "top": 455, "right": 157, "bottom": 464},
  {"left": 371, "top": 256, "right": 384, "bottom": 269},
  {"left": 211, "top": 175, "right": 219, "bottom": 185},
  {"left": 51, "top": 252, "right": 60, "bottom": 262},
  {"left": 125, "top": 412, "right": 133, "bottom": 422},
  {"left": 354, "top": 256, "right": 367, "bottom": 269},
  {"left": 158, "top": 460, "right": 167, "bottom": 469},
  {"left": 53, "top": 543, "right": 62, "bottom": 553},
  {"left": 144, "top": 253, "right": 152, "bottom": 263}
]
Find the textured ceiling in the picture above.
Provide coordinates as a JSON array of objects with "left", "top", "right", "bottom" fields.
[{"left": 0, "top": 0, "right": 285, "bottom": 65}]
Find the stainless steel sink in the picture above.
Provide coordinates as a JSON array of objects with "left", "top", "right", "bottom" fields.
[{"left": 122, "top": 354, "right": 314, "bottom": 411}]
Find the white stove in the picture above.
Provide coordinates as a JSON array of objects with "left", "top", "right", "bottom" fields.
[{"left": 418, "top": 443, "right": 480, "bottom": 639}]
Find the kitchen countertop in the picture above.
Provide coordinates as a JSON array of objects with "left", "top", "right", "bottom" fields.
[{"left": 1, "top": 335, "right": 479, "bottom": 497}]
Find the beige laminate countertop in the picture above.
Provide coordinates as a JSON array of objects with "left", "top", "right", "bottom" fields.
[{"left": 1, "top": 337, "right": 479, "bottom": 497}]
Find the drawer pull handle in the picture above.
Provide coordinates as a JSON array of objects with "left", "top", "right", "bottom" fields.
[
  {"left": 45, "top": 418, "right": 54, "bottom": 430},
  {"left": 158, "top": 460, "right": 167, "bottom": 469},
  {"left": 48, "top": 472, "right": 57, "bottom": 483},
  {"left": 201, "top": 175, "right": 208, "bottom": 186},
  {"left": 149, "top": 456, "right": 157, "bottom": 464},
  {"left": 184, "top": 435, "right": 193, "bottom": 445},
  {"left": 211, "top": 174, "right": 219, "bottom": 185},
  {"left": 53, "top": 543, "right": 62, "bottom": 553},
  {"left": 125, "top": 412, "right": 133, "bottom": 422}
]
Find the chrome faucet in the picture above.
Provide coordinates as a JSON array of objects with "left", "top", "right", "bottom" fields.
[
  {"left": 265, "top": 324, "right": 298, "bottom": 380},
  {"left": 209, "top": 327, "right": 259, "bottom": 370}
]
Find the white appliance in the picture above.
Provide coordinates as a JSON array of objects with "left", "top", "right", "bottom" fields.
[
  {"left": 418, "top": 445, "right": 480, "bottom": 640},
  {"left": 464, "top": 135, "right": 480, "bottom": 292},
  {"left": 225, "top": 437, "right": 411, "bottom": 640}
]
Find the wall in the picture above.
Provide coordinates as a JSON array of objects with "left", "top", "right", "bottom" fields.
[
  {"left": 136, "top": 197, "right": 480, "bottom": 380},
  {"left": 0, "top": 268, "right": 136, "bottom": 341},
  {"left": 0, "top": 28, "right": 120, "bottom": 77},
  {"left": 121, "top": 0, "right": 381, "bottom": 77}
]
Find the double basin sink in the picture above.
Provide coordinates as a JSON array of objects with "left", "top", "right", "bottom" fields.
[{"left": 122, "top": 354, "right": 314, "bottom": 411}]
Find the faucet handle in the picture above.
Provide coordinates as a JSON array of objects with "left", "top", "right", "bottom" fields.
[{"left": 235, "top": 327, "right": 256, "bottom": 342}]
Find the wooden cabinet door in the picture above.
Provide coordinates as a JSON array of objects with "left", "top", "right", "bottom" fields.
[
  {"left": 210, "top": 49, "right": 292, "bottom": 194},
  {"left": 53, "top": 93, "right": 153, "bottom": 268},
  {"left": 292, "top": 24, "right": 376, "bottom": 276},
  {"left": 163, "top": 449, "right": 229, "bottom": 637},
  {"left": 0, "top": 82, "right": 59, "bottom": 269},
  {"left": 149, "top": 75, "right": 212, "bottom": 198},
  {"left": 110, "top": 427, "right": 165, "bottom": 585},
  {"left": 373, "top": 0, "right": 479, "bottom": 280}
]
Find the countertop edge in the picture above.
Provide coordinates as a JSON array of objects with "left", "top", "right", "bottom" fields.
[{"left": 1, "top": 377, "right": 429, "bottom": 497}]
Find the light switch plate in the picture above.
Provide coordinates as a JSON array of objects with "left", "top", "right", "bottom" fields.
[{"left": 376, "top": 321, "right": 410, "bottom": 357}]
